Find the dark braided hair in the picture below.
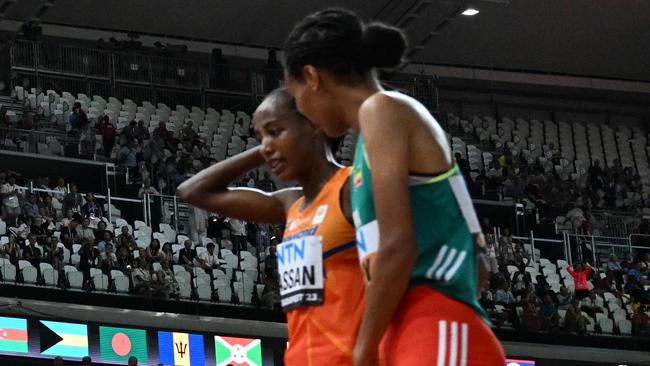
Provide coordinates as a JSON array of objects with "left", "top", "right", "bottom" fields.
[{"left": 284, "top": 8, "right": 407, "bottom": 81}]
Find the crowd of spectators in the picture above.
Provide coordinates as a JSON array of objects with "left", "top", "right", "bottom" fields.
[
  {"left": 0, "top": 169, "right": 280, "bottom": 306},
  {"left": 479, "top": 227, "right": 650, "bottom": 337},
  {"left": 457, "top": 142, "right": 647, "bottom": 236}
]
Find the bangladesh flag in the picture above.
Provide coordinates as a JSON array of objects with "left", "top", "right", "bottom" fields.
[
  {"left": 0, "top": 316, "right": 28, "bottom": 353},
  {"left": 99, "top": 326, "right": 148, "bottom": 362},
  {"left": 215, "top": 336, "right": 262, "bottom": 366}
]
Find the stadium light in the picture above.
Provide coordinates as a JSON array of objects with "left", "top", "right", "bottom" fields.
[{"left": 461, "top": 8, "right": 479, "bottom": 16}]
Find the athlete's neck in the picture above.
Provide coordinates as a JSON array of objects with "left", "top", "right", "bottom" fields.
[
  {"left": 337, "top": 79, "right": 383, "bottom": 132},
  {"left": 297, "top": 158, "right": 338, "bottom": 209}
]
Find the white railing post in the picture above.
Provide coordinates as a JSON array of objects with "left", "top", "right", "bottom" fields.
[{"left": 107, "top": 187, "right": 112, "bottom": 222}]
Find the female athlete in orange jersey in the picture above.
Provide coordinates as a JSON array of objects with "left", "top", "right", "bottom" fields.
[
  {"left": 283, "top": 8, "right": 504, "bottom": 366},
  {"left": 177, "top": 88, "right": 365, "bottom": 365}
]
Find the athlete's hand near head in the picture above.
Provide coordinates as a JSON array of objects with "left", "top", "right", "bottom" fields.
[{"left": 176, "top": 146, "right": 302, "bottom": 224}]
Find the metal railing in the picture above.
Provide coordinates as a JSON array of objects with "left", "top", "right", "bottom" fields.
[
  {"left": 9, "top": 39, "right": 435, "bottom": 113},
  {"left": 0, "top": 127, "right": 72, "bottom": 155}
]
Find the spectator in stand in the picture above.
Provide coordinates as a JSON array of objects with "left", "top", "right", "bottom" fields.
[
  {"left": 52, "top": 178, "right": 67, "bottom": 202},
  {"left": 567, "top": 262, "right": 593, "bottom": 300},
  {"left": 62, "top": 184, "right": 83, "bottom": 214},
  {"left": 563, "top": 300, "right": 589, "bottom": 335},
  {"left": 29, "top": 216, "right": 47, "bottom": 243},
  {"left": 138, "top": 178, "right": 160, "bottom": 199},
  {"left": 118, "top": 141, "right": 138, "bottom": 177},
  {"left": 100, "top": 243, "right": 118, "bottom": 275},
  {"left": 579, "top": 291, "right": 604, "bottom": 318},
  {"left": 1, "top": 175, "right": 23, "bottom": 221},
  {"left": 632, "top": 304, "right": 650, "bottom": 336},
  {"left": 145, "top": 239, "right": 163, "bottom": 266},
  {"left": 258, "top": 172, "right": 277, "bottom": 191},
  {"left": 495, "top": 282, "right": 516, "bottom": 307},
  {"left": 220, "top": 229, "right": 233, "bottom": 252},
  {"left": 134, "top": 120, "right": 149, "bottom": 142},
  {"left": 499, "top": 229, "right": 517, "bottom": 264},
  {"left": 94, "top": 221, "right": 107, "bottom": 243},
  {"left": 160, "top": 242, "right": 174, "bottom": 267},
  {"left": 521, "top": 291, "right": 543, "bottom": 333},
  {"left": 68, "top": 102, "right": 88, "bottom": 133},
  {"left": 197, "top": 242, "right": 219, "bottom": 274},
  {"left": 22, "top": 236, "right": 41, "bottom": 268},
  {"left": 178, "top": 239, "right": 196, "bottom": 271},
  {"left": 485, "top": 238, "right": 499, "bottom": 274},
  {"left": 265, "top": 244, "right": 277, "bottom": 272},
  {"left": 97, "top": 231, "right": 115, "bottom": 254},
  {"left": 153, "top": 121, "right": 170, "bottom": 140},
  {"left": 43, "top": 238, "right": 63, "bottom": 271},
  {"left": 557, "top": 286, "right": 573, "bottom": 310},
  {"left": 539, "top": 294, "right": 560, "bottom": 333},
  {"left": 116, "top": 226, "right": 137, "bottom": 253},
  {"left": 78, "top": 237, "right": 99, "bottom": 284},
  {"left": 82, "top": 193, "right": 102, "bottom": 219},
  {"left": 621, "top": 252, "right": 634, "bottom": 270},
  {"left": 155, "top": 260, "right": 177, "bottom": 299},
  {"left": 228, "top": 218, "right": 247, "bottom": 256},
  {"left": 131, "top": 258, "right": 152, "bottom": 296},
  {"left": 78, "top": 217, "right": 95, "bottom": 243},
  {"left": 128, "top": 356, "right": 138, "bottom": 366},
  {"left": 180, "top": 120, "right": 197, "bottom": 142},
  {"left": 607, "top": 254, "right": 624, "bottom": 283},
  {"left": 1, "top": 234, "right": 21, "bottom": 265},
  {"left": 116, "top": 246, "right": 131, "bottom": 273},
  {"left": 59, "top": 213, "right": 81, "bottom": 250},
  {"left": 98, "top": 116, "right": 116, "bottom": 160}
]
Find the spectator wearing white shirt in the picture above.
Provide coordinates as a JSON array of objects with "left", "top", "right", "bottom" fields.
[
  {"left": 78, "top": 217, "right": 95, "bottom": 243},
  {"left": 101, "top": 243, "right": 118, "bottom": 275},
  {"left": 197, "top": 242, "right": 220, "bottom": 274},
  {"left": 228, "top": 218, "right": 247, "bottom": 256},
  {"left": 131, "top": 258, "right": 152, "bottom": 296},
  {"left": 52, "top": 178, "right": 67, "bottom": 202},
  {"left": 1, "top": 176, "right": 23, "bottom": 220},
  {"left": 138, "top": 178, "right": 160, "bottom": 199}
]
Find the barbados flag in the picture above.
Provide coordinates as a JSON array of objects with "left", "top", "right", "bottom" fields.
[
  {"left": 158, "top": 331, "right": 205, "bottom": 366},
  {"left": 39, "top": 320, "right": 88, "bottom": 358},
  {"left": 215, "top": 336, "right": 262, "bottom": 366},
  {"left": 0, "top": 316, "right": 28, "bottom": 353},
  {"left": 506, "top": 359, "right": 536, "bottom": 366}
]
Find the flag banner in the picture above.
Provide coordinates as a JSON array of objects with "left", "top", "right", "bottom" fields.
[
  {"left": 39, "top": 321, "right": 88, "bottom": 358},
  {"left": 506, "top": 359, "right": 536, "bottom": 366},
  {"left": 99, "top": 326, "right": 147, "bottom": 362},
  {"left": 158, "top": 331, "right": 205, "bottom": 366},
  {"left": 0, "top": 316, "right": 28, "bottom": 353},
  {"left": 215, "top": 336, "right": 262, "bottom": 366}
]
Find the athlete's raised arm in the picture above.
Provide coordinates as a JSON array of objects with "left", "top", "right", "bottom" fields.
[{"left": 177, "top": 146, "right": 301, "bottom": 225}]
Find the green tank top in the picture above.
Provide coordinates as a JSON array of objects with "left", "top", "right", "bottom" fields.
[{"left": 351, "top": 135, "right": 488, "bottom": 320}]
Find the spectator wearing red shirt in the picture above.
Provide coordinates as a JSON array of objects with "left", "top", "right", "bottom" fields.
[
  {"left": 99, "top": 116, "right": 116, "bottom": 160},
  {"left": 567, "top": 262, "right": 593, "bottom": 300}
]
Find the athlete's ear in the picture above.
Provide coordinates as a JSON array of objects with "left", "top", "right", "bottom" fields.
[{"left": 302, "top": 65, "right": 320, "bottom": 91}]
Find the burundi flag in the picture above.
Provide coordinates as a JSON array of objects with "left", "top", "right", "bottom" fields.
[
  {"left": 99, "top": 326, "right": 148, "bottom": 362},
  {"left": 0, "top": 316, "right": 28, "bottom": 353},
  {"left": 39, "top": 320, "right": 88, "bottom": 358},
  {"left": 215, "top": 336, "right": 262, "bottom": 366},
  {"left": 158, "top": 331, "right": 205, "bottom": 366}
]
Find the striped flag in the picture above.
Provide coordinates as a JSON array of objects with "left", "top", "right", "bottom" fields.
[
  {"left": 39, "top": 320, "right": 88, "bottom": 358},
  {"left": 158, "top": 331, "right": 204, "bottom": 366},
  {"left": 215, "top": 336, "right": 262, "bottom": 366},
  {"left": 0, "top": 316, "right": 28, "bottom": 353}
]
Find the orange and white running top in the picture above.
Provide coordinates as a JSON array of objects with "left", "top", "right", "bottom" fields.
[{"left": 280, "top": 167, "right": 365, "bottom": 366}]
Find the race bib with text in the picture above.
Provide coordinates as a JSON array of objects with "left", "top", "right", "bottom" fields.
[{"left": 277, "top": 235, "right": 324, "bottom": 310}]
